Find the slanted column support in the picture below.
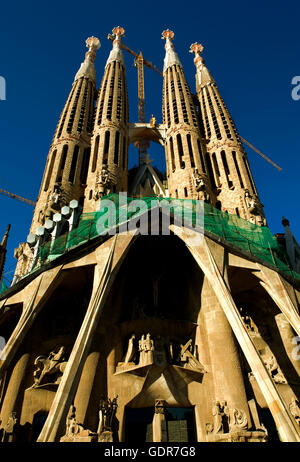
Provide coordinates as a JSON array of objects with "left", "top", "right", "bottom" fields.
[
  {"left": 37, "top": 233, "right": 135, "bottom": 442},
  {"left": 171, "top": 225, "right": 300, "bottom": 442}
]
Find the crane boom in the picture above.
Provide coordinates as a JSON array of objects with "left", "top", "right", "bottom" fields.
[
  {"left": 0, "top": 188, "right": 35, "bottom": 206},
  {"left": 108, "top": 34, "right": 281, "bottom": 171},
  {"left": 240, "top": 137, "right": 282, "bottom": 171}
]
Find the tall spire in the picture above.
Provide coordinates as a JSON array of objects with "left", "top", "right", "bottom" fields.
[
  {"left": 0, "top": 224, "right": 10, "bottom": 282},
  {"left": 74, "top": 36, "right": 101, "bottom": 83},
  {"left": 161, "top": 30, "right": 212, "bottom": 201},
  {"left": 29, "top": 36, "right": 100, "bottom": 233},
  {"left": 190, "top": 43, "right": 266, "bottom": 225},
  {"left": 106, "top": 26, "right": 125, "bottom": 67},
  {"left": 83, "top": 27, "right": 129, "bottom": 212},
  {"left": 161, "top": 29, "right": 182, "bottom": 72}
]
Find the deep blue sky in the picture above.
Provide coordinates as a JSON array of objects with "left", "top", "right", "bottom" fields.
[{"left": 0, "top": 0, "right": 299, "bottom": 284}]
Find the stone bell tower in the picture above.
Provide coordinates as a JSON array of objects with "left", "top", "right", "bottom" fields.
[
  {"left": 30, "top": 36, "right": 101, "bottom": 233},
  {"left": 83, "top": 27, "right": 129, "bottom": 213},
  {"left": 190, "top": 43, "right": 266, "bottom": 225},
  {"left": 162, "top": 30, "right": 212, "bottom": 202}
]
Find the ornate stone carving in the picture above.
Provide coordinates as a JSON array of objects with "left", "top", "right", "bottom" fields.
[
  {"left": 208, "top": 401, "right": 248, "bottom": 435},
  {"left": 244, "top": 190, "right": 266, "bottom": 226},
  {"left": 264, "top": 354, "right": 287, "bottom": 384},
  {"left": 123, "top": 334, "right": 136, "bottom": 364},
  {"left": 289, "top": 398, "right": 300, "bottom": 425},
  {"left": 139, "top": 333, "right": 155, "bottom": 365},
  {"left": 65, "top": 405, "right": 85, "bottom": 436},
  {"left": 98, "top": 395, "right": 118, "bottom": 439},
  {"left": 117, "top": 334, "right": 204, "bottom": 372},
  {"left": 94, "top": 166, "right": 110, "bottom": 200},
  {"left": 229, "top": 408, "right": 248, "bottom": 431},
  {"left": 192, "top": 168, "right": 210, "bottom": 201},
  {"left": 154, "top": 399, "right": 166, "bottom": 414},
  {"left": 1, "top": 412, "right": 18, "bottom": 442},
  {"left": 60, "top": 405, "right": 98, "bottom": 442},
  {"left": 32, "top": 346, "right": 68, "bottom": 388}
]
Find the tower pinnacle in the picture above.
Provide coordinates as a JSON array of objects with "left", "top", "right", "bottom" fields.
[
  {"left": 189, "top": 42, "right": 214, "bottom": 88},
  {"left": 74, "top": 36, "right": 100, "bottom": 83},
  {"left": 106, "top": 26, "right": 125, "bottom": 66},
  {"left": 161, "top": 29, "right": 182, "bottom": 72},
  {"left": 0, "top": 224, "right": 10, "bottom": 282}
]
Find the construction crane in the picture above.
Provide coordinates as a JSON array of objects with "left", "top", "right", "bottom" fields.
[
  {"left": 108, "top": 34, "right": 162, "bottom": 165},
  {"left": 239, "top": 137, "right": 282, "bottom": 171},
  {"left": 0, "top": 188, "right": 35, "bottom": 206}
]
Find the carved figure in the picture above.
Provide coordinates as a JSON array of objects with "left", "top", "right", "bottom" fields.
[
  {"left": 124, "top": 334, "right": 136, "bottom": 363},
  {"left": 65, "top": 405, "right": 85, "bottom": 436},
  {"left": 192, "top": 168, "right": 210, "bottom": 201},
  {"left": 32, "top": 346, "right": 67, "bottom": 387},
  {"left": 289, "top": 398, "right": 300, "bottom": 426},
  {"left": 212, "top": 401, "right": 223, "bottom": 434},
  {"left": 94, "top": 166, "right": 110, "bottom": 199},
  {"left": 178, "top": 339, "right": 203, "bottom": 370},
  {"left": 49, "top": 183, "right": 62, "bottom": 208},
  {"left": 98, "top": 396, "right": 118, "bottom": 434},
  {"left": 229, "top": 408, "right": 248, "bottom": 431},
  {"left": 264, "top": 354, "right": 287, "bottom": 384},
  {"left": 1, "top": 412, "right": 17, "bottom": 442},
  {"left": 150, "top": 114, "right": 156, "bottom": 127}
]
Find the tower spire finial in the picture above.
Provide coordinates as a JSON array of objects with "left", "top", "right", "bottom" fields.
[
  {"left": 106, "top": 26, "right": 125, "bottom": 66},
  {"left": 189, "top": 42, "right": 204, "bottom": 68},
  {"left": 161, "top": 29, "right": 181, "bottom": 72},
  {"left": 189, "top": 42, "right": 214, "bottom": 87},
  {"left": 0, "top": 224, "right": 10, "bottom": 283},
  {"left": 1, "top": 224, "right": 10, "bottom": 249},
  {"left": 74, "top": 36, "right": 100, "bottom": 83}
]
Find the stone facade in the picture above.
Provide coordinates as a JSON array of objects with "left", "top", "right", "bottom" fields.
[{"left": 0, "top": 28, "right": 299, "bottom": 443}]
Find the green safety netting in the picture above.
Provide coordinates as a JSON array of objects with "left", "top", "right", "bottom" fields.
[
  {"left": 34, "top": 193, "right": 300, "bottom": 282},
  {"left": 0, "top": 280, "right": 8, "bottom": 295}
]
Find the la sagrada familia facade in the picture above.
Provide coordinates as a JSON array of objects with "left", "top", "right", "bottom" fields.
[{"left": 0, "top": 27, "right": 300, "bottom": 443}]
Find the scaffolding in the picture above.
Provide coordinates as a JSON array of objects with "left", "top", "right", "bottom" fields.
[{"left": 9, "top": 193, "right": 298, "bottom": 287}]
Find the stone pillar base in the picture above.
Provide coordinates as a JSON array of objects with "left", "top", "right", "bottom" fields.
[{"left": 98, "top": 431, "right": 113, "bottom": 442}]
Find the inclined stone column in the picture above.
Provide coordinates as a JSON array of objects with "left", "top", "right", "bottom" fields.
[
  {"left": 201, "top": 276, "right": 250, "bottom": 427},
  {"left": 73, "top": 349, "right": 100, "bottom": 426},
  {"left": 0, "top": 351, "right": 30, "bottom": 427}
]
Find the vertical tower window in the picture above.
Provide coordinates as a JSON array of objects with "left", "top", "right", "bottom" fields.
[
  {"left": 176, "top": 134, "right": 185, "bottom": 169},
  {"left": 232, "top": 151, "right": 244, "bottom": 188},
  {"left": 221, "top": 150, "right": 232, "bottom": 187},
  {"left": 56, "top": 145, "right": 68, "bottom": 183},
  {"left": 197, "top": 139, "right": 206, "bottom": 173},
  {"left": 122, "top": 136, "right": 127, "bottom": 170},
  {"left": 67, "top": 79, "right": 83, "bottom": 133},
  {"left": 92, "top": 135, "right": 99, "bottom": 173},
  {"left": 186, "top": 134, "right": 195, "bottom": 168},
  {"left": 44, "top": 150, "right": 57, "bottom": 192},
  {"left": 169, "top": 137, "right": 175, "bottom": 172},
  {"left": 103, "top": 131, "right": 110, "bottom": 165},
  {"left": 80, "top": 147, "right": 91, "bottom": 184},
  {"left": 184, "top": 187, "right": 188, "bottom": 197},
  {"left": 114, "top": 131, "right": 120, "bottom": 165},
  {"left": 206, "top": 152, "right": 217, "bottom": 189},
  {"left": 243, "top": 155, "right": 257, "bottom": 194},
  {"left": 68, "top": 145, "right": 79, "bottom": 183}
]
